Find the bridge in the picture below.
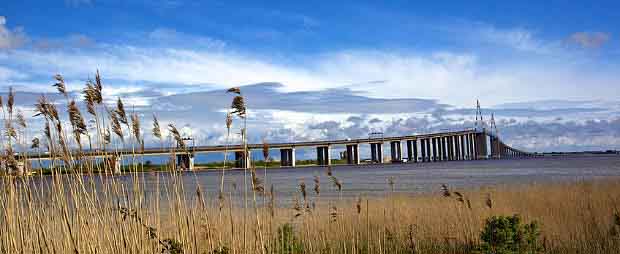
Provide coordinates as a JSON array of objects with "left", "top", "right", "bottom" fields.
[{"left": 25, "top": 128, "right": 531, "bottom": 173}]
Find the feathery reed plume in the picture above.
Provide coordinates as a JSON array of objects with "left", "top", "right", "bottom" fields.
[
  {"left": 4, "top": 122, "right": 16, "bottom": 140},
  {"left": 268, "top": 184, "right": 275, "bottom": 217},
  {"left": 109, "top": 110, "right": 124, "bottom": 142},
  {"left": 293, "top": 197, "right": 303, "bottom": 218},
  {"left": 330, "top": 206, "right": 338, "bottom": 222},
  {"left": 485, "top": 193, "right": 493, "bottom": 209},
  {"left": 103, "top": 128, "right": 111, "bottom": 145},
  {"left": 95, "top": 69, "right": 103, "bottom": 94},
  {"left": 0, "top": 95, "right": 3, "bottom": 110},
  {"left": 299, "top": 181, "right": 307, "bottom": 204},
  {"left": 168, "top": 124, "right": 184, "bottom": 149},
  {"left": 31, "top": 137, "right": 40, "bottom": 149},
  {"left": 53, "top": 74, "right": 67, "bottom": 97},
  {"left": 230, "top": 96, "right": 246, "bottom": 118},
  {"left": 68, "top": 100, "right": 87, "bottom": 152},
  {"left": 16, "top": 110, "right": 26, "bottom": 128},
  {"left": 326, "top": 165, "right": 333, "bottom": 176},
  {"left": 225, "top": 112, "right": 233, "bottom": 131},
  {"left": 83, "top": 81, "right": 100, "bottom": 116},
  {"left": 152, "top": 114, "right": 162, "bottom": 140},
  {"left": 131, "top": 113, "right": 141, "bottom": 142},
  {"left": 331, "top": 176, "right": 342, "bottom": 192},
  {"left": 34, "top": 96, "right": 49, "bottom": 118},
  {"left": 4, "top": 147, "right": 17, "bottom": 172},
  {"left": 441, "top": 184, "right": 451, "bottom": 197},
  {"left": 262, "top": 140, "right": 269, "bottom": 161},
  {"left": 250, "top": 167, "right": 264, "bottom": 194},
  {"left": 115, "top": 97, "right": 128, "bottom": 125},
  {"left": 226, "top": 87, "right": 241, "bottom": 94},
  {"left": 44, "top": 122, "right": 51, "bottom": 142},
  {"left": 313, "top": 175, "right": 320, "bottom": 195},
  {"left": 454, "top": 191, "right": 464, "bottom": 203},
  {"left": 68, "top": 100, "right": 87, "bottom": 135},
  {"left": 388, "top": 176, "right": 395, "bottom": 192},
  {"left": 356, "top": 196, "right": 362, "bottom": 214},
  {"left": 7, "top": 87, "right": 14, "bottom": 115}
]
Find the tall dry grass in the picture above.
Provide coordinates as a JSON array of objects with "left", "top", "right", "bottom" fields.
[
  {"left": 0, "top": 72, "right": 619, "bottom": 253},
  {"left": 2, "top": 175, "right": 620, "bottom": 253}
]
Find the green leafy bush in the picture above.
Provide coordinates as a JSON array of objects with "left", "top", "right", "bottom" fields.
[
  {"left": 274, "top": 223, "right": 304, "bottom": 254},
  {"left": 478, "top": 214, "right": 542, "bottom": 254}
]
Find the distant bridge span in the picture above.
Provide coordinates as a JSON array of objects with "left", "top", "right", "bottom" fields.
[{"left": 25, "top": 129, "right": 531, "bottom": 172}]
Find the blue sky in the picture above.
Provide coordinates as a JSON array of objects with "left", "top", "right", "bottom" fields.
[{"left": 1, "top": 0, "right": 619, "bottom": 153}]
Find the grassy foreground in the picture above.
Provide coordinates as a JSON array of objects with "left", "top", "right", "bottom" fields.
[
  {"left": 1, "top": 73, "right": 619, "bottom": 253},
  {"left": 2, "top": 173, "right": 619, "bottom": 254}
]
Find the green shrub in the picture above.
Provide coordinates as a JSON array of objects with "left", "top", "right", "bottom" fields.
[
  {"left": 274, "top": 223, "right": 304, "bottom": 254},
  {"left": 478, "top": 214, "right": 542, "bottom": 254},
  {"left": 161, "top": 238, "right": 183, "bottom": 254}
]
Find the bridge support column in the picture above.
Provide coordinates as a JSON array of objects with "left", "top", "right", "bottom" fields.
[
  {"left": 390, "top": 141, "right": 402, "bottom": 162},
  {"left": 235, "top": 151, "right": 247, "bottom": 168},
  {"left": 459, "top": 135, "right": 466, "bottom": 160},
  {"left": 441, "top": 137, "right": 447, "bottom": 161},
  {"left": 436, "top": 138, "right": 443, "bottom": 161},
  {"left": 177, "top": 153, "right": 195, "bottom": 171},
  {"left": 431, "top": 138, "right": 438, "bottom": 162},
  {"left": 446, "top": 136, "right": 453, "bottom": 161},
  {"left": 474, "top": 133, "right": 487, "bottom": 159},
  {"left": 105, "top": 155, "right": 122, "bottom": 174},
  {"left": 346, "top": 144, "right": 360, "bottom": 165},
  {"left": 370, "top": 143, "right": 384, "bottom": 163},
  {"left": 406, "top": 140, "right": 418, "bottom": 163},
  {"left": 455, "top": 135, "right": 460, "bottom": 160},
  {"left": 490, "top": 137, "right": 499, "bottom": 159},
  {"left": 420, "top": 139, "right": 427, "bottom": 162},
  {"left": 426, "top": 138, "right": 432, "bottom": 162},
  {"left": 280, "top": 148, "right": 296, "bottom": 167},
  {"left": 317, "top": 146, "right": 331, "bottom": 166},
  {"left": 467, "top": 133, "right": 474, "bottom": 160}
]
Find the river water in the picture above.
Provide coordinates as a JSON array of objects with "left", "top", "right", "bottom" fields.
[{"left": 106, "top": 155, "right": 620, "bottom": 205}]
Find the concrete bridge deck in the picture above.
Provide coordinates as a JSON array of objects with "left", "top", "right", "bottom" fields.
[{"left": 24, "top": 129, "right": 531, "bottom": 172}]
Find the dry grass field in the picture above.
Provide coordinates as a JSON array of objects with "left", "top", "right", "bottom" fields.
[
  {"left": 1, "top": 174, "right": 619, "bottom": 254},
  {"left": 1, "top": 72, "right": 619, "bottom": 253}
]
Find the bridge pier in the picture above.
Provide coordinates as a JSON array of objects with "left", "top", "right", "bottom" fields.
[
  {"left": 436, "top": 137, "right": 443, "bottom": 161},
  {"left": 390, "top": 141, "right": 402, "bottom": 162},
  {"left": 280, "top": 148, "right": 296, "bottom": 167},
  {"left": 420, "top": 139, "right": 427, "bottom": 162},
  {"left": 406, "top": 140, "right": 418, "bottom": 163},
  {"left": 467, "top": 133, "right": 474, "bottom": 160},
  {"left": 459, "top": 135, "right": 467, "bottom": 161},
  {"left": 431, "top": 138, "right": 438, "bottom": 162},
  {"left": 446, "top": 136, "right": 454, "bottom": 161},
  {"left": 234, "top": 151, "right": 251, "bottom": 168},
  {"left": 370, "top": 142, "right": 384, "bottom": 163},
  {"left": 345, "top": 144, "right": 360, "bottom": 165},
  {"left": 105, "top": 155, "right": 122, "bottom": 174},
  {"left": 455, "top": 135, "right": 462, "bottom": 160},
  {"left": 439, "top": 137, "right": 445, "bottom": 161},
  {"left": 474, "top": 133, "right": 487, "bottom": 159},
  {"left": 176, "top": 153, "right": 195, "bottom": 171},
  {"left": 317, "top": 146, "right": 330, "bottom": 166},
  {"left": 490, "top": 136, "right": 498, "bottom": 159}
]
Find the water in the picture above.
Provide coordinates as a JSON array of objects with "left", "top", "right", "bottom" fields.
[
  {"left": 24, "top": 155, "right": 620, "bottom": 206},
  {"left": 107, "top": 155, "right": 620, "bottom": 205}
]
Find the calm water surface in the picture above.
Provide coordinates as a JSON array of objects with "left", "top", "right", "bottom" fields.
[{"left": 107, "top": 155, "right": 620, "bottom": 205}]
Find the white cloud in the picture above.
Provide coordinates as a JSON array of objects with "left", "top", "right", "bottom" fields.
[
  {"left": 4, "top": 42, "right": 620, "bottom": 108},
  {"left": 568, "top": 32, "right": 611, "bottom": 48},
  {"left": 0, "top": 16, "right": 27, "bottom": 49},
  {"left": 475, "top": 25, "right": 551, "bottom": 54}
]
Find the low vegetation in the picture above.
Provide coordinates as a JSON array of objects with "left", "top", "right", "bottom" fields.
[{"left": 0, "top": 72, "right": 619, "bottom": 253}]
